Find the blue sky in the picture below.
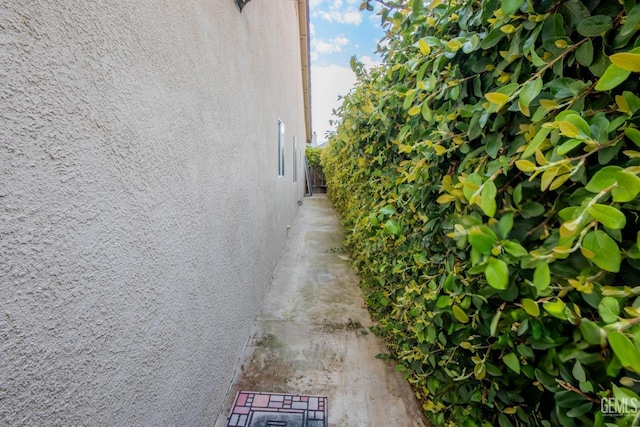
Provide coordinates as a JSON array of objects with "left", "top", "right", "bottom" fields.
[{"left": 309, "top": 0, "right": 385, "bottom": 145}]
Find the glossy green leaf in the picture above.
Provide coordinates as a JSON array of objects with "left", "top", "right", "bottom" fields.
[
  {"left": 579, "top": 319, "right": 602, "bottom": 345},
  {"left": 556, "top": 138, "right": 582, "bottom": 155},
  {"left": 564, "top": 113, "right": 591, "bottom": 136},
  {"left": 498, "top": 212, "right": 514, "bottom": 238},
  {"left": 582, "top": 230, "right": 621, "bottom": 272},
  {"left": 585, "top": 166, "right": 623, "bottom": 192},
  {"left": 452, "top": 305, "right": 470, "bottom": 323},
  {"left": 503, "top": 352, "right": 521, "bottom": 374},
  {"left": 572, "top": 361, "right": 586, "bottom": 383},
  {"left": 625, "top": 128, "right": 640, "bottom": 147},
  {"left": 436, "top": 295, "right": 451, "bottom": 308},
  {"left": 608, "top": 331, "right": 640, "bottom": 373},
  {"left": 533, "top": 263, "right": 550, "bottom": 291},
  {"left": 380, "top": 205, "right": 396, "bottom": 215},
  {"left": 595, "top": 64, "right": 631, "bottom": 91},
  {"left": 566, "top": 402, "right": 593, "bottom": 418},
  {"left": 522, "top": 127, "right": 550, "bottom": 159},
  {"left": 575, "top": 39, "right": 594, "bottom": 66},
  {"left": 521, "top": 202, "right": 545, "bottom": 218},
  {"left": 480, "top": 181, "right": 497, "bottom": 217},
  {"left": 501, "top": 0, "right": 523, "bottom": 15},
  {"left": 543, "top": 299, "right": 567, "bottom": 319},
  {"left": 620, "top": 5, "right": 640, "bottom": 37},
  {"left": 383, "top": 220, "right": 401, "bottom": 236},
  {"left": 587, "top": 204, "right": 626, "bottom": 229},
  {"left": 490, "top": 310, "right": 501, "bottom": 337},
  {"left": 519, "top": 77, "right": 543, "bottom": 107},
  {"left": 485, "top": 257, "right": 509, "bottom": 290},
  {"left": 612, "top": 171, "right": 640, "bottom": 202},
  {"left": 522, "top": 298, "right": 540, "bottom": 317},
  {"left": 480, "top": 28, "right": 506, "bottom": 49},
  {"left": 468, "top": 226, "right": 499, "bottom": 254},
  {"left": 576, "top": 15, "right": 613, "bottom": 37},
  {"left": 503, "top": 241, "right": 528, "bottom": 257},
  {"left": 598, "top": 296, "right": 620, "bottom": 323}
]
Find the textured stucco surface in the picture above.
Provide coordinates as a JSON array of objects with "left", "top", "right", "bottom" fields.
[{"left": 0, "top": 1, "right": 307, "bottom": 425}]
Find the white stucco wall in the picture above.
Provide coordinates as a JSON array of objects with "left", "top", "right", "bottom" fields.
[{"left": 0, "top": 1, "right": 307, "bottom": 425}]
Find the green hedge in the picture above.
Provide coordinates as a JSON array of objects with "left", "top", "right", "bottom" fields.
[{"left": 322, "top": 0, "right": 640, "bottom": 425}]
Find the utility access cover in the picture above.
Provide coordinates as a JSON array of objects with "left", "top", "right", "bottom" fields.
[{"left": 225, "top": 392, "right": 327, "bottom": 427}]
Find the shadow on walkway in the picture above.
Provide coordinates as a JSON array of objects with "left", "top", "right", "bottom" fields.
[{"left": 215, "top": 195, "right": 426, "bottom": 427}]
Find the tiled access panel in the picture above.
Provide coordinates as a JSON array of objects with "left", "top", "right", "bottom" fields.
[{"left": 225, "top": 391, "right": 327, "bottom": 427}]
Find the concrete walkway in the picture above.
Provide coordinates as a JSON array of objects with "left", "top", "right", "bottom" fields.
[{"left": 215, "top": 194, "right": 426, "bottom": 427}]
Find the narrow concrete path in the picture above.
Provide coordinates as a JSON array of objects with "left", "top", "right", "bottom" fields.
[{"left": 215, "top": 195, "right": 426, "bottom": 427}]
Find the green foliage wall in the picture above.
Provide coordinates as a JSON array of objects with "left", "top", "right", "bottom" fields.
[
  {"left": 322, "top": 0, "right": 640, "bottom": 425},
  {"left": 306, "top": 146, "right": 323, "bottom": 167}
]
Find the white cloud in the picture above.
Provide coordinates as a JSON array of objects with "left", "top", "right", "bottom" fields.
[
  {"left": 360, "top": 55, "right": 382, "bottom": 69},
  {"left": 311, "top": 36, "right": 349, "bottom": 55},
  {"left": 318, "top": 9, "right": 363, "bottom": 25},
  {"left": 309, "top": 22, "right": 315, "bottom": 36},
  {"left": 314, "top": 0, "right": 363, "bottom": 26},
  {"left": 311, "top": 64, "right": 356, "bottom": 145}
]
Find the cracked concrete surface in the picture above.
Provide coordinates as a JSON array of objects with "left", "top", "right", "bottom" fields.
[{"left": 214, "top": 195, "right": 426, "bottom": 427}]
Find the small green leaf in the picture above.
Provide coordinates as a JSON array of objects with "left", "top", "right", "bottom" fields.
[
  {"left": 582, "top": 230, "right": 621, "bottom": 272},
  {"left": 566, "top": 402, "right": 593, "bottom": 418},
  {"left": 608, "top": 331, "right": 640, "bottom": 373},
  {"left": 503, "top": 352, "right": 521, "bottom": 374},
  {"left": 522, "top": 298, "right": 540, "bottom": 317},
  {"left": 436, "top": 295, "right": 452, "bottom": 308},
  {"left": 413, "top": 253, "right": 428, "bottom": 264},
  {"left": 379, "top": 205, "right": 396, "bottom": 215},
  {"left": 490, "top": 310, "right": 501, "bottom": 337},
  {"left": 564, "top": 113, "right": 591, "bottom": 137},
  {"left": 480, "top": 181, "right": 497, "bottom": 217},
  {"left": 383, "top": 220, "right": 401, "bottom": 236},
  {"left": 468, "top": 226, "right": 499, "bottom": 254},
  {"left": 612, "top": 171, "right": 640, "bottom": 202},
  {"left": 587, "top": 204, "right": 626, "bottom": 229},
  {"left": 585, "top": 166, "right": 623, "bottom": 192},
  {"left": 575, "top": 39, "right": 594, "bottom": 66},
  {"left": 579, "top": 319, "right": 602, "bottom": 345},
  {"left": 533, "top": 262, "right": 550, "bottom": 291},
  {"left": 619, "top": 5, "right": 640, "bottom": 37},
  {"left": 625, "top": 128, "right": 640, "bottom": 147},
  {"left": 522, "top": 127, "right": 551, "bottom": 159},
  {"left": 480, "top": 28, "right": 506, "bottom": 49},
  {"left": 498, "top": 212, "right": 514, "bottom": 238},
  {"left": 557, "top": 138, "right": 583, "bottom": 155},
  {"left": 503, "top": 241, "right": 528, "bottom": 257},
  {"left": 572, "top": 361, "right": 586, "bottom": 383},
  {"left": 452, "top": 305, "right": 470, "bottom": 323},
  {"left": 543, "top": 299, "right": 567, "bottom": 319},
  {"left": 485, "top": 257, "right": 509, "bottom": 290},
  {"left": 513, "top": 184, "right": 522, "bottom": 204},
  {"left": 521, "top": 202, "right": 545, "bottom": 218},
  {"left": 595, "top": 64, "right": 631, "bottom": 91},
  {"left": 501, "top": 0, "right": 523, "bottom": 15},
  {"left": 599, "top": 296, "right": 620, "bottom": 324},
  {"left": 519, "top": 77, "right": 543, "bottom": 107},
  {"left": 576, "top": 15, "right": 613, "bottom": 37}
]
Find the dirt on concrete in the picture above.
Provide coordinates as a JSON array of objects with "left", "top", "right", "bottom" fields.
[{"left": 214, "top": 195, "right": 427, "bottom": 427}]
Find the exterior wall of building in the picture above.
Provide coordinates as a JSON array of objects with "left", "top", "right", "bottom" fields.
[{"left": 0, "top": 1, "right": 307, "bottom": 425}]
